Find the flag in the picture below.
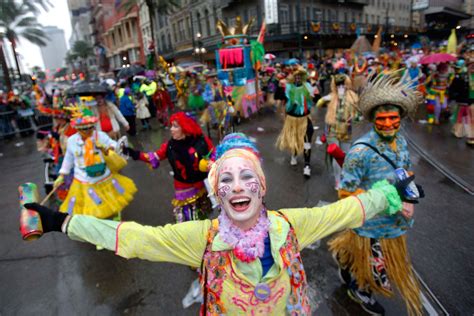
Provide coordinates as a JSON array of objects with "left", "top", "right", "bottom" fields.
[
  {"left": 447, "top": 29, "right": 457, "bottom": 55},
  {"left": 257, "top": 21, "right": 266, "bottom": 44}
]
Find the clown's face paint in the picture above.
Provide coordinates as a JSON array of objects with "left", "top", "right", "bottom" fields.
[
  {"left": 217, "top": 156, "right": 265, "bottom": 230},
  {"left": 374, "top": 110, "right": 401, "bottom": 140},
  {"left": 170, "top": 121, "right": 185, "bottom": 140}
]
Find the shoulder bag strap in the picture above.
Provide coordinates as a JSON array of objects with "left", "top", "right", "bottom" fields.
[{"left": 354, "top": 141, "right": 398, "bottom": 170}]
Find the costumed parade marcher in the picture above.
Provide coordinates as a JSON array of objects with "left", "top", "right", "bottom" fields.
[
  {"left": 56, "top": 105, "right": 137, "bottom": 219},
  {"left": 276, "top": 67, "right": 315, "bottom": 177},
  {"left": 317, "top": 73, "right": 359, "bottom": 189},
  {"left": 36, "top": 103, "right": 76, "bottom": 201},
  {"left": 25, "top": 132, "right": 420, "bottom": 315},
  {"left": 124, "top": 112, "right": 215, "bottom": 222},
  {"left": 329, "top": 73, "right": 425, "bottom": 315},
  {"left": 188, "top": 72, "right": 205, "bottom": 111},
  {"left": 154, "top": 78, "right": 174, "bottom": 127},
  {"left": 201, "top": 72, "right": 234, "bottom": 140},
  {"left": 425, "top": 63, "right": 454, "bottom": 124},
  {"left": 449, "top": 60, "right": 474, "bottom": 144}
]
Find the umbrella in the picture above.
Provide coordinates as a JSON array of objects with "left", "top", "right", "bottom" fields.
[
  {"left": 264, "top": 53, "right": 276, "bottom": 60},
  {"left": 116, "top": 64, "right": 145, "bottom": 79},
  {"left": 350, "top": 36, "right": 372, "bottom": 54},
  {"left": 169, "top": 65, "right": 185, "bottom": 73},
  {"left": 411, "top": 43, "right": 422, "bottom": 49},
  {"left": 419, "top": 53, "right": 457, "bottom": 64},
  {"left": 285, "top": 58, "right": 300, "bottom": 66},
  {"left": 104, "top": 78, "right": 116, "bottom": 87},
  {"left": 66, "top": 81, "right": 108, "bottom": 96}
]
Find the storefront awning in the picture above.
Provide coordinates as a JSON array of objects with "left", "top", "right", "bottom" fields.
[{"left": 424, "top": 6, "right": 471, "bottom": 20}]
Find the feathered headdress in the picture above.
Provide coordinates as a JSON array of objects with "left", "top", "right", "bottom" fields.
[{"left": 358, "top": 72, "right": 423, "bottom": 121}]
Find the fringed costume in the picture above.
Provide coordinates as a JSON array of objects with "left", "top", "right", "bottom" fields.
[
  {"left": 317, "top": 74, "right": 359, "bottom": 189},
  {"left": 276, "top": 68, "right": 314, "bottom": 177}
]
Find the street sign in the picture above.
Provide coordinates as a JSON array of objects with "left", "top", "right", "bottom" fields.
[
  {"left": 264, "top": 0, "right": 279, "bottom": 24},
  {"left": 412, "top": 0, "right": 429, "bottom": 11}
]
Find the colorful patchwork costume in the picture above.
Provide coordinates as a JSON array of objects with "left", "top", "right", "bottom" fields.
[{"left": 58, "top": 106, "right": 136, "bottom": 218}]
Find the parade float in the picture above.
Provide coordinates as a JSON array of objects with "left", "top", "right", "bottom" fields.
[{"left": 214, "top": 16, "right": 264, "bottom": 118}]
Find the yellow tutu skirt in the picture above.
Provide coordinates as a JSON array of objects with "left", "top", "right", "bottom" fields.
[{"left": 59, "top": 173, "right": 137, "bottom": 218}]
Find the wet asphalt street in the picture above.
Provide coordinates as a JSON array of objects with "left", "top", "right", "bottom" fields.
[{"left": 0, "top": 110, "right": 473, "bottom": 315}]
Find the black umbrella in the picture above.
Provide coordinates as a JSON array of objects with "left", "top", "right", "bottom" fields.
[
  {"left": 66, "top": 81, "right": 108, "bottom": 96},
  {"left": 116, "top": 64, "right": 145, "bottom": 79}
]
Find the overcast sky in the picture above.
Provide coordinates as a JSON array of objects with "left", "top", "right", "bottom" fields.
[{"left": 13, "top": 0, "right": 72, "bottom": 71}]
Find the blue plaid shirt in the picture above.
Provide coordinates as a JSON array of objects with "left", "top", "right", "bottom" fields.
[{"left": 341, "top": 128, "right": 413, "bottom": 239}]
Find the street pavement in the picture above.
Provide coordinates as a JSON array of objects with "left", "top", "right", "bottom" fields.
[{"left": 0, "top": 109, "right": 473, "bottom": 315}]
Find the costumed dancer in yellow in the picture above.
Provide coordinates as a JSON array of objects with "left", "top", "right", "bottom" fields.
[
  {"left": 55, "top": 106, "right": 137, "bottom": 219},
  {"left": 26, "top": 132, "right": 420, "bottom": 315},
  {"left": 329, "top": 72, "right": 425, "bottom": 315}
]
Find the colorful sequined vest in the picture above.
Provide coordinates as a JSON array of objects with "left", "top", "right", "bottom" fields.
[{"left": 199, "top": 211, "right": 311, "bottom": 315}]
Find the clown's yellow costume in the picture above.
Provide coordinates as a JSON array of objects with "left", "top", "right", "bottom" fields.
[{"left": 55, "top": 133, "right": 408, "bottom": 315}]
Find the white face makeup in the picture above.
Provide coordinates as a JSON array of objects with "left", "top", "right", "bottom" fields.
[{"left": 217, "top": 156, "right": 265, "bottom": 229}]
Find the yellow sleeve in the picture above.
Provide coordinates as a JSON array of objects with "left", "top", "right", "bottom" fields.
[
  {"left": 281, "top": 188, "right": 388, "bottom": 249},
  {"left": 281, "top": 196, "right": 365, "bottom": 249},
  {"left": 116, "top": 220, "right": 211, "bottom": 268}
]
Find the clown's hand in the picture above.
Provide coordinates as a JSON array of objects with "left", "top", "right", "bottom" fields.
[
  {"left": 198, "top": 158, "right": 210, "bottom": 172},
  {"left": 23, "top": 203, "right": 68, "bottom": 233},
  {"left": 54, "top": 175, "right": 65, "bottom": 188},
  {"left": 123, "top": 147, "right": 141, "bottom": 160}
]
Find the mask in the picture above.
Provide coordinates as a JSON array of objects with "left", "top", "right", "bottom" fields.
[
  {"left": 374, "top": 111, "right": 401, "bottom": 140},
  {"left": 217, "top": 157, "right": 264, "bottom": 228}
]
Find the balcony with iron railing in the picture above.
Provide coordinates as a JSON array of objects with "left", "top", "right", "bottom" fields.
[{"left": 158, "top": 19, "right": 412, "bottom": 56}]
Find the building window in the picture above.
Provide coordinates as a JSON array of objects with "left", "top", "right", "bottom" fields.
[
  {"left": 173, "top": 23, "right": 178, "bottom": 42},
  {"left": 118, "top": 27, "right": 123, "bottom": 43},
  {"left": 196, "top": 11, "right": 202, "bottom": 34},
  {"left": 280, "top": 5, "right": 289, "bottom": 24},
  {"left": 178, "top": 19, "right": 185, "bottom": 41},
  {"left": 205, "top": 8, "right": 211, "bottom": 36},
  {"left": 126, "top": 22, "right": 131, "bottom": 39},
  {"left": 186, "top": 16, "right": 190, "bottom": 39}
]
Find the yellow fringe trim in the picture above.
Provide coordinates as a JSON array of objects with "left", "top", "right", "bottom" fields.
[
  {"left": 59, "top": 173, "right": 137, "bottom": 218},
  {"left": 171, "top": 188, "right": 207, "bottom": 207},
  {"left": 276, "top": 115, "right": 309, "bottom": 155},
  {"left": 328, "top": 230, "right": 422, "bottom": 315}
]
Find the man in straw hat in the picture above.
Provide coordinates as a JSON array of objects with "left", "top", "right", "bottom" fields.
[{"left": 329, "top": 72, "right": 425, "bottom": 315}]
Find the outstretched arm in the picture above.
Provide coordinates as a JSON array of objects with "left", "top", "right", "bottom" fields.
[
  {"left": 283, "top": 179, "right": 413, "bottom": 249},
  {"left": 24, "top": 203, "right": 210, "bottom": 268}
]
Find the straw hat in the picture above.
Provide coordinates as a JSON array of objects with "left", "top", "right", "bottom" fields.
[{"left": 358, "top": 72, "right": 423, "bottom": 121}]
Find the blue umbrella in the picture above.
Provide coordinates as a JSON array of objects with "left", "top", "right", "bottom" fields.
[
  {"left": 285, "top": 58, "right": 300, "bottom": 66},
  {"left": 411, "top": 43, "right": 422, "bottom": 49}
]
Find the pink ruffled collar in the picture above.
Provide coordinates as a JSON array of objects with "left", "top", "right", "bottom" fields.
[{"left": 217, "top": 209, "right": 270, "bottom": 263}]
